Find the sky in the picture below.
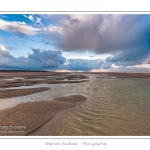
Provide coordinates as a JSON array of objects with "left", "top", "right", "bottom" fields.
[{"left": 0, "top": 14, "right": 150, "bottom": 72}]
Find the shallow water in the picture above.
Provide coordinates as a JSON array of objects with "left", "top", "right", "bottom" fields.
[
  {"left": 4, "top": 77, "right": 24, "bottom": 81},
  {"left": 0, "top": 83, "right": 72, "bottom": 110},
  {"left": 1, "top": 74, "right": 150, "bottom": 135},
  {"left": 66, "top": 78, "right": 150, "bottom": 136},
  {"left": 30, "top": 76, "right": 150, "bottom": 136}
]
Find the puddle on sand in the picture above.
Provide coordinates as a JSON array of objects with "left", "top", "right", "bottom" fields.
[
  {"left": 0, "top": 73, "right": 91, "bottom": 110},
  {"left": 0, "top": 83, "right": 74, "bottom": 110},
  {"left": 5, "top": 77, "right": 24, "bottom": 81},
  {"left": 6, "top": 83, "right": 64, "bottom": 90}
]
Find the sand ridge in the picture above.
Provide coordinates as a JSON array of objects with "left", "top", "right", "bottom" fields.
[
  {"left": 0, "top": 71, "right": 89, "bottom": 88},
  {"left": 0, "top": 95, "right": 86, "bottom": 136},
  {"left": 0, "top": 87, "right": 50, "bottom": 99}
]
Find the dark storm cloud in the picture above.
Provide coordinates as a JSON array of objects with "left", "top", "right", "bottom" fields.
[
  {"left": 108, "top": 66, "right": 150, "bottom": 72},
  {"left": 0, "top": 43, "right": 101, "bottom": 71},
  {"left": 28, "top": 49, "right": 66, "bottom": 68},
  {"left": 55, "top": 14, "right": 150, "bottom": 54},
  {"left": 62, "top": 59, "right": 103, "bottom": 71},
  {"left": 0, "top": 48, "right": 66, "bottom": 70},
  {"left": 1, "top": 14, "right": 150, "bottom": 71},
  {"left": 45, "top": 14, "right": 150, "bottom": 68},
  {"left": 105, "top": 46, "right": 150, "bottom": 67},
  {"left": 69, "top": 18, "right": 80, "bottom": 25}
]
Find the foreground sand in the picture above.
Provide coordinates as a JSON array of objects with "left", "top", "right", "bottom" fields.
[{"left": 0, "top": 95, "right": 86, "bottom": 136}]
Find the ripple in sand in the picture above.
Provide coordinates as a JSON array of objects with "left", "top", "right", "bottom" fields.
[
  {"left": 1, "top": 73, "right": 150, "bottom": 136},
  {"left": 0, "top": 95, "right": 86, "bottom": 136},
  {"left": 28, "top": 77, "right": 150, "bottom": 136}
]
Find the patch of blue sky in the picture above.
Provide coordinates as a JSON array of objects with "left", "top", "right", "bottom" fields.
[{"left": 0, "top": 14, "right": 31, "bottom": 24}]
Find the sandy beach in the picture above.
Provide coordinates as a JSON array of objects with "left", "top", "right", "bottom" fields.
[
  {"left": 0, "top": 71, "right": 150, "bottom": 136},
  {"left": 0, "top": 94, "right": 86, "bottom": 136}
]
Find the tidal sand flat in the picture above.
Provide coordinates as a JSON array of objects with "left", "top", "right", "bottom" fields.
[
  {"left": 0, "top": 71, "right": 88, "bottom": 88},
  {"left": 0, "top": 87, "right": 50, "bottom": 99},
  {"left": 0, "top": 71, "right": 150, "bottom": 136},
  {"left": 0, "top": 95, "right": 86, "bottom": 136}
]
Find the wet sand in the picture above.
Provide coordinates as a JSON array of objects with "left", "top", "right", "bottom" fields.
[
  {"left": 0, "top": 95, "right": 86, "bottom": 136},
  {"left": 0, "top": 87, "right": 50, "bottom": 99},
  {"left": 90, "top": 72, "right": 150, "bottom": 78},
  {"left": 0, "top": 71, "right": 89, "bottom": 88},
  {"left": 0, "top": 71, "right": 150, "bottom": 136}
]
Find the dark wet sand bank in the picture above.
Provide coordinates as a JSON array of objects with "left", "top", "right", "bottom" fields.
[
  {"left": 0, "top": 71, "right": 89, "bottom": 88},
  {"left": 0, "top": 87, "right": 50, "bottom": 99}
]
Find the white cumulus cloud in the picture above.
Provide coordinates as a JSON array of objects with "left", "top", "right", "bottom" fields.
[
  {"left": 0, "top": 44, "right": 6, "bottom": 51},
  {"left": 0, "top": 19, "right": 40, "bottom": 37},
  {"left": 23, "top": 14, "right": 34, "bottom": 21}
]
